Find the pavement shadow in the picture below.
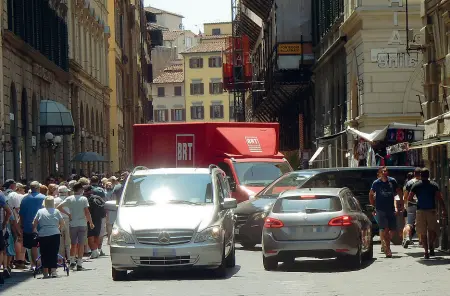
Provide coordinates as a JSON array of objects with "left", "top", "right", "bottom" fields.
[
  {"left": 128, "top": 265, "right": 241, "bottom": 281},
  {"left": 406, "top": 251, "right": 450, "bottom": 266},
  {"left": 274, "top": 258, "right": 376, "bottom": 273},
  {"left": 0, "top": 270, "right": 34, "bottom": 292}
]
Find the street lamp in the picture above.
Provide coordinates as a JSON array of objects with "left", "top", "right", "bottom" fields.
[{"left": 41, "top": 132, "right": 62, "bottom": 149}]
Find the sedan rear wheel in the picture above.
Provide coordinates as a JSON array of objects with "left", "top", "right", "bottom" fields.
[
  {"left": 348, "top": 242, "right": 362, "bottom": 270},
  {"left": 262, "top": 255, "right": 278, "bottom": 271},
  {"left": 363, "top": 236, "right": 374, "bottom": 261}
]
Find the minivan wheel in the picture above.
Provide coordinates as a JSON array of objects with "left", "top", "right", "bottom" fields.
[
  {"left": 225, "top": 243, "right": 236, "bottom": 268},
  {"left": 214, "top": 244, "right": 227, "bottom": 278},
  {"left": 262, "top": 255, "right": 278, "bottom": 271},
  {"left": 112, "top": 267, "right": 127, "bottom": 281}
]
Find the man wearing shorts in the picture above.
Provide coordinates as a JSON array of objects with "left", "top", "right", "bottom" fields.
[
  {"left": 402, "top": 168, "right": 421, "bottom": 248},
  {"left": 409, "top": 168, "right": 447, "bottom": 259},
  {"left": 85, "top": 176, "right": 106, "bottom": 259},
  {"left": 369, "top": 166, "right": 402, "bottom": 258},
  {"left": 57, "top": 182, "right": 94, "bottom": 270},
  {"left": 0, "top": 191, "right": 12, "bottom": 285},
  {"left": 19, "top": 181, "right": 45, "bottom": 269}
]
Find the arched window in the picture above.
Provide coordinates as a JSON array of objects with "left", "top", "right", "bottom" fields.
[
  {"left": 85, "top": 105, "right": 90, "bottom": 132},
  {"left": 96, "top": 110, "right": 99, "bottom": 135},
  {"left": 91, "top": 108, "right": 95, "bottom": 133},
  {"left": 100, "top": 113, "right": 104, "bottom": 137}
]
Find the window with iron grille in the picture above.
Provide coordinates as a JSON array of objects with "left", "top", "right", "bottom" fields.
[{"left": 191, "top": 106, "right": 204, "bottom": 120}]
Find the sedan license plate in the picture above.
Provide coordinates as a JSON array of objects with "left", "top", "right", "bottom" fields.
[
  {"left": 234, "top": 228, "right": 240, "bottom": 235},
  {"left": 313, "top": 226, "right": 324, "bottom": 233},
  {"left": 153, "top": 248, "right": 176, "bottom": 257},
  {"left": 296, "top": 226, "right": 324, "bottom": 234}
]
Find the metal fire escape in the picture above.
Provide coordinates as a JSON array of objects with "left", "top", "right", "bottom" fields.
[{"left": 230, "top": 0, "right": 246, "bottom": 122}]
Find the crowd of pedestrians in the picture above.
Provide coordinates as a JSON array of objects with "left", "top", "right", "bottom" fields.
[{"left": 0, "top": 172, "right": 128, "bottom": 284}]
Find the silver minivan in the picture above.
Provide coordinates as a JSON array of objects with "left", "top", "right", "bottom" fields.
[{"left": 105, "top": 166, "right": 237, "bottom": 281}]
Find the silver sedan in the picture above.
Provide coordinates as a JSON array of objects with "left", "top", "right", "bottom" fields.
[{"left": 262, "top": 187, "right": 373, "bottom": 270}]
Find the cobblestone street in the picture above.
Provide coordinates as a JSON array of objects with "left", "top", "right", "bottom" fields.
[{"left": 2, "top": 240, "right": 450, "bottom": 296}]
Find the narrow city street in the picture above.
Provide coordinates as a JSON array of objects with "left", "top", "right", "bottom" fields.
[{"left": 2, "top": 241, "right": 450, "bottom": 295}]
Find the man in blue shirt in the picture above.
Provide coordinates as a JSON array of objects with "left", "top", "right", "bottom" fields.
[
  {"left": 19, "top": 181, "right": 45, "bottom": 269},
  {"left": 369, "top": 166, "right": 403, "bottom": 258},
  {"left": 409, "top": 168, "right": 447, "bottom": 259},
  {"left": 0, "top": 191, "right": 12, "bottom": 285}
]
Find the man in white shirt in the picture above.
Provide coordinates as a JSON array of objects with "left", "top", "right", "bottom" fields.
[{"left": 54, "top": 186, "right": 71, "bottom": 260}]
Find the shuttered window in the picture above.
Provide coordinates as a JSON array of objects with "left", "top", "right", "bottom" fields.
[
  {"left": 157, "top": 87, "right": 165, "bottom": 97},
  {"left": 190, "top": 106, "right": 204, "bottom": 120},
  {"left": 208, "top": 56, "right": 222, "bottom": 68},
  {"left": 190, "top": 83, "right": 204, "bottom": 95},
  {"left": 210, "top": 105, "right": 224, "bottom": 119},
  {"left": 7, "top": 0, "right": 68, "bottom": 71},
  {"left": 174, "top": 86, "right": 182, "bottom": 96},
  {"left": 209, "top": 82, "right": 224, "bottom": 94},
  {"left": 189, "top": 58, "right": 203, "bottom": 68},
  {"left": 154, "top": 109, "right": 169, "bottom": 122},
  {"left": 171, "top": 109, "right": 185, "bottom": 121}
]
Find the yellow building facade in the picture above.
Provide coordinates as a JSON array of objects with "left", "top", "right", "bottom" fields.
[{"left": 181, "top": 22, "right": 232, "bottom": 122}]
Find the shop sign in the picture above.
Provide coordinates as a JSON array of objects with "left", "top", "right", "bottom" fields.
[
  {"left": 278, "top": 43, "right": 302, "bottom": 55},
  {"left": 386, "top": 129, "right": 415, "bottom": 143}
]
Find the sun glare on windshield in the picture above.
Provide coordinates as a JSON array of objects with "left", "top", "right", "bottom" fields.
[{"left": 149, "top": 186, "right": 174, "bottom": 203}]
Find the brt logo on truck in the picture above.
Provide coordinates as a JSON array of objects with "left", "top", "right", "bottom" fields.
[
  {"left": 245, "top": 136, "right": 262, "bottom": 153},
  {"left": 176, "top": 134, "right": 195, "bottom": 167}
]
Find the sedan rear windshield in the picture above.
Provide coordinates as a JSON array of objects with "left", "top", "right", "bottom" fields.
[
  {"left": 272, "top": 196, "right": 342, "bottom": 213},
  {"left": 123, "top": 174, "right": 214, "bottom": 205}
]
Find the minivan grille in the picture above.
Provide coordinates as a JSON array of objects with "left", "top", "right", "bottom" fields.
[
  {"left": 134, "top": 229, "right": 194, "bottom": 245},
  {"left": 132, "top": 255, "right": 195, "bottom": 266},
  {"left": 235, "top": 214, "right": 249, "bottom": 228}
]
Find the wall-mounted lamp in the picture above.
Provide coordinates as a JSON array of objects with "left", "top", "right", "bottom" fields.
[{"left": 41, "top": 132, "right": 62, "bottom": 149}]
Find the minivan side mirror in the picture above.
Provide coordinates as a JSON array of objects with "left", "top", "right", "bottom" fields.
[
  {"left": 222, "top": 198, "right": 237, "bottom": 209},
  {"left": 365, "top": 204, "right": 375, "bottom": 212},
  {"left": 227, "top": 176, "right": 237, "bottom": 192},
  {"left": 105, "top": 200, "right": 118, "bottom": 211}
]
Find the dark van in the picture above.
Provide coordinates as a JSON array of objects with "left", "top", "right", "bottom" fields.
[{"left": 234, "top": 166, "right": 414, "bottom": 249}]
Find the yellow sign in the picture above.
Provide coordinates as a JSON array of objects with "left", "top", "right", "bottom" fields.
[{"left": 278, "top": 43, "right": 302, "bottom": 55}]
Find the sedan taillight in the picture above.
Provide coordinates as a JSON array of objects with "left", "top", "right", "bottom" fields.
[
  {"left": 264, "top": 217, "right": 284, "bottom": 228},
  {"left": 328, "top": 215, "right": 352, "bottom": 226}
]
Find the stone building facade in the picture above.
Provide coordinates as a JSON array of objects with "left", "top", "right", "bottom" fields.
[
  {"left": 68, "top": 0, "right": 111, "bottom": 176},
  {"left": 1, "top": 0, "right": 73, "bottom": 182}
]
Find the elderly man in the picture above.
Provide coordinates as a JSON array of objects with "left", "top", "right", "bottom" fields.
[{"left": 18, "top": 181, "right": 45, "bottom": 270}]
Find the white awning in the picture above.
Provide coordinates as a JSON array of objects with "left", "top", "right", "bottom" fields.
[
  {"left": 309, "top": 146, "right": 325, "bottom": 165},
  {"left": 347, "top": 123, "right": 425, "bottom": 143},
  {"left": 409, "top": 140, "right": 450, "bottom": 150}
]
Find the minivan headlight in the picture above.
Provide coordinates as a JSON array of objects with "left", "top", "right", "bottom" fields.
[
  {"left": 111, "top": 227, "right": 134, "bottom": 245},
  {"left": 194, "top": 226, "right": 221, "bottom": 243}
]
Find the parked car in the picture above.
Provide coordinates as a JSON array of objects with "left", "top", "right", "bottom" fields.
[
  {"left": 234, "top": 166, "right": 414, "bottom": 248},
  {"left": 262, "top": 188, "right": 373, "bottom": 271},
  {"left": 106, "top": 166, "right": 237, "bottom": 281}
]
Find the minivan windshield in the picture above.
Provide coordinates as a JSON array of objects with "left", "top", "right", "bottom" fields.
[
  {"left": 123, "top": 174, "right": 214, "bottom": 205},
  {"left": 256, "top": 172, "right": 314, "bottom": 198},
  {"left": 233, "top": 161, "right": 292, "bottom": 187},
  {"left": 272, "top": 195, "right": 342, "bottom": 213}
]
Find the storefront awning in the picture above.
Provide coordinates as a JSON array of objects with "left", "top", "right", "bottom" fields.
[
  {"left": 347, "top": 122, "right": 424, "bottom": 143},
  {"left": 409, "top": 140, "right": 450, "bottom": 150},
  {"left": 40, "top": 100, "right": 75, "bottom": 135},
  {"left": 309, "top": 146, "right": 324, "bottom": 165}
]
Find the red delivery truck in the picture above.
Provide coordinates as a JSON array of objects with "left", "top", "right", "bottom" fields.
[{"left": 133, "top": 122, "right": 293, "bottom": 203}]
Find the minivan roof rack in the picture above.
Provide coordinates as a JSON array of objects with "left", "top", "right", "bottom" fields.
[
  {"left": 131, "top": 166, "right": 149, "bottom": 175},
  {"left": 209, "top": 164, "right": 218, "bottom": 174}
]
